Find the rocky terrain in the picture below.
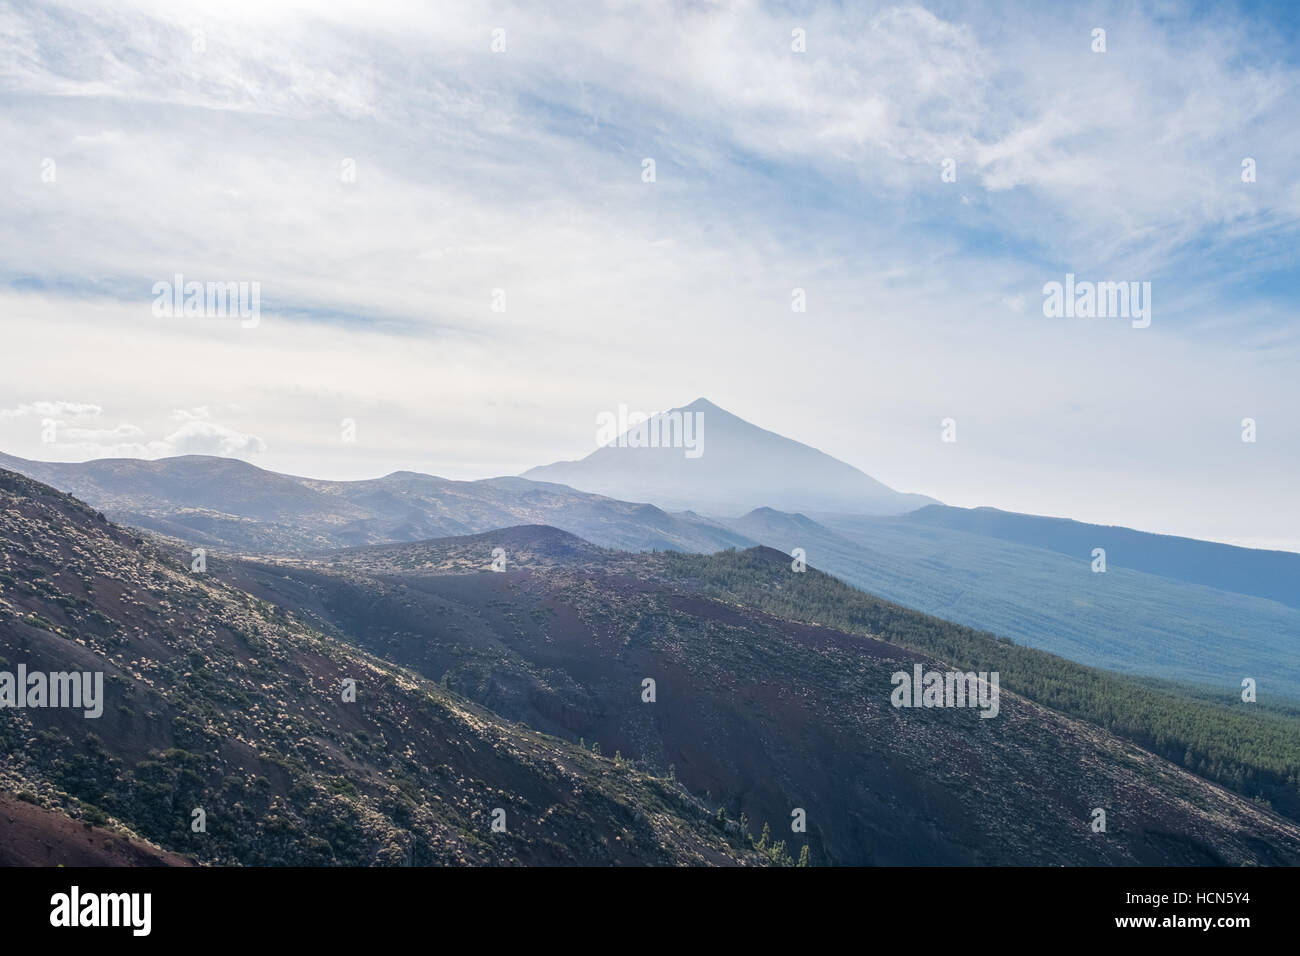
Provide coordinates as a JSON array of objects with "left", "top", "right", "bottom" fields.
[
  {"left": 0, "top": 469, "right": 765, "bottom": 866},
  {"left": 216, "top": 525, "right": 1300, "bottom": 865}
]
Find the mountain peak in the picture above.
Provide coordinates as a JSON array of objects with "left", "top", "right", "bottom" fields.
[
  {"left": 680, "top": 396, "right": 726, "bottom": 413},
  {"left": 522, "top": 399, "right": 937, "bottom": 518}
]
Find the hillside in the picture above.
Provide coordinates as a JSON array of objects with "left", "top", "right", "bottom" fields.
[
  {"left": 0, "top": 469, "right": 764, "bottom": 866},
  {"left": 724, "top": 507, "right": 1300, "bottom": 699},
  {"left": 214, "top": 525, "right": 1300, "bottom": 865},
  {"left": 903, "top": 504, "right": 1300, "bottom": 610},
  {"left": 648, "top": 545, "right": 1300, "bottom": 823},
  {"left": 0, "top": 791, "right": 192, "bottom": 867}
]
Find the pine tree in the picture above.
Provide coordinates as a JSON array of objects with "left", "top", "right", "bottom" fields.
[
  {"left": 770, "top": 840, "right": 792, "bottom": 865},
  {"left": 798, "top": 845, "right": 810, "bottom": 867}
]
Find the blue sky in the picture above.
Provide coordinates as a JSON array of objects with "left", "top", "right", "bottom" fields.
[{"left": 1, "top": 0, "right": 1297, "bottom": 549}]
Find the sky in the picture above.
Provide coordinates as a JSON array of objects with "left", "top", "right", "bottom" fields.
[{"left": 1, "top": 0, "right": 1298, "bottom": 550}]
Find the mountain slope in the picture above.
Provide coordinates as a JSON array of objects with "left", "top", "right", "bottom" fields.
[
  {"left": 214, "top": 526, "right": 1300, "bottom": 865},
  {"left": 0, "top": 792, "right": 192, "bottom": 867},
  {"left": 722, "top": 508, "right": 1300, "bottom": 700},
  {"left": 903, "top": 504, "right": 1300, "bottom": 610},
  {"left": 523, "top": 398, "right": 937, "bottom": 516},
  {"left": 0, "top": 469, "right": 763, "bottom": 866}
]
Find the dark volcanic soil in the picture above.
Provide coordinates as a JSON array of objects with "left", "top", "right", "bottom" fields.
[{"left": 0, "top": 792, "right": 192, "bottom": 866}]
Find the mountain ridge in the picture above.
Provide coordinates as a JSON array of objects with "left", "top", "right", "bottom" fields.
[{"left": 0, "top": 450, "right": 753, "bottom": 557}]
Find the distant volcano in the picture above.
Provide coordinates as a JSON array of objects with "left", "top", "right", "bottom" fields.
[{"left": 522, "top": 398, "right": 937, "bottom": 516}]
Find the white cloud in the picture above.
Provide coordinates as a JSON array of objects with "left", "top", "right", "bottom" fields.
[
  {"left": 160, "top": 419, "right": 265, "bottom": 457},
  {"left": 1, "top": 391, "right": 264, "bottom": 461}
]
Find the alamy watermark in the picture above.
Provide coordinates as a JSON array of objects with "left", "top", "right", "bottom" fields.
[
  {"left": 50, "top": 887, "right": 150, "bottom": 936},
  {"left": 890, "top": 664, "right": 999, "bottom": 718},
  {"left": 595, "top": 404, "right": 704, "bottom": 458},
  {"left": 0, "top": 665, "right": 103, "bottom": 718},
  {"left": 152, "top": 274, "right": 260, "bottom": 328},
  {"left": 1042, "top": 273, "right": 1151, "bottom": 328}
]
